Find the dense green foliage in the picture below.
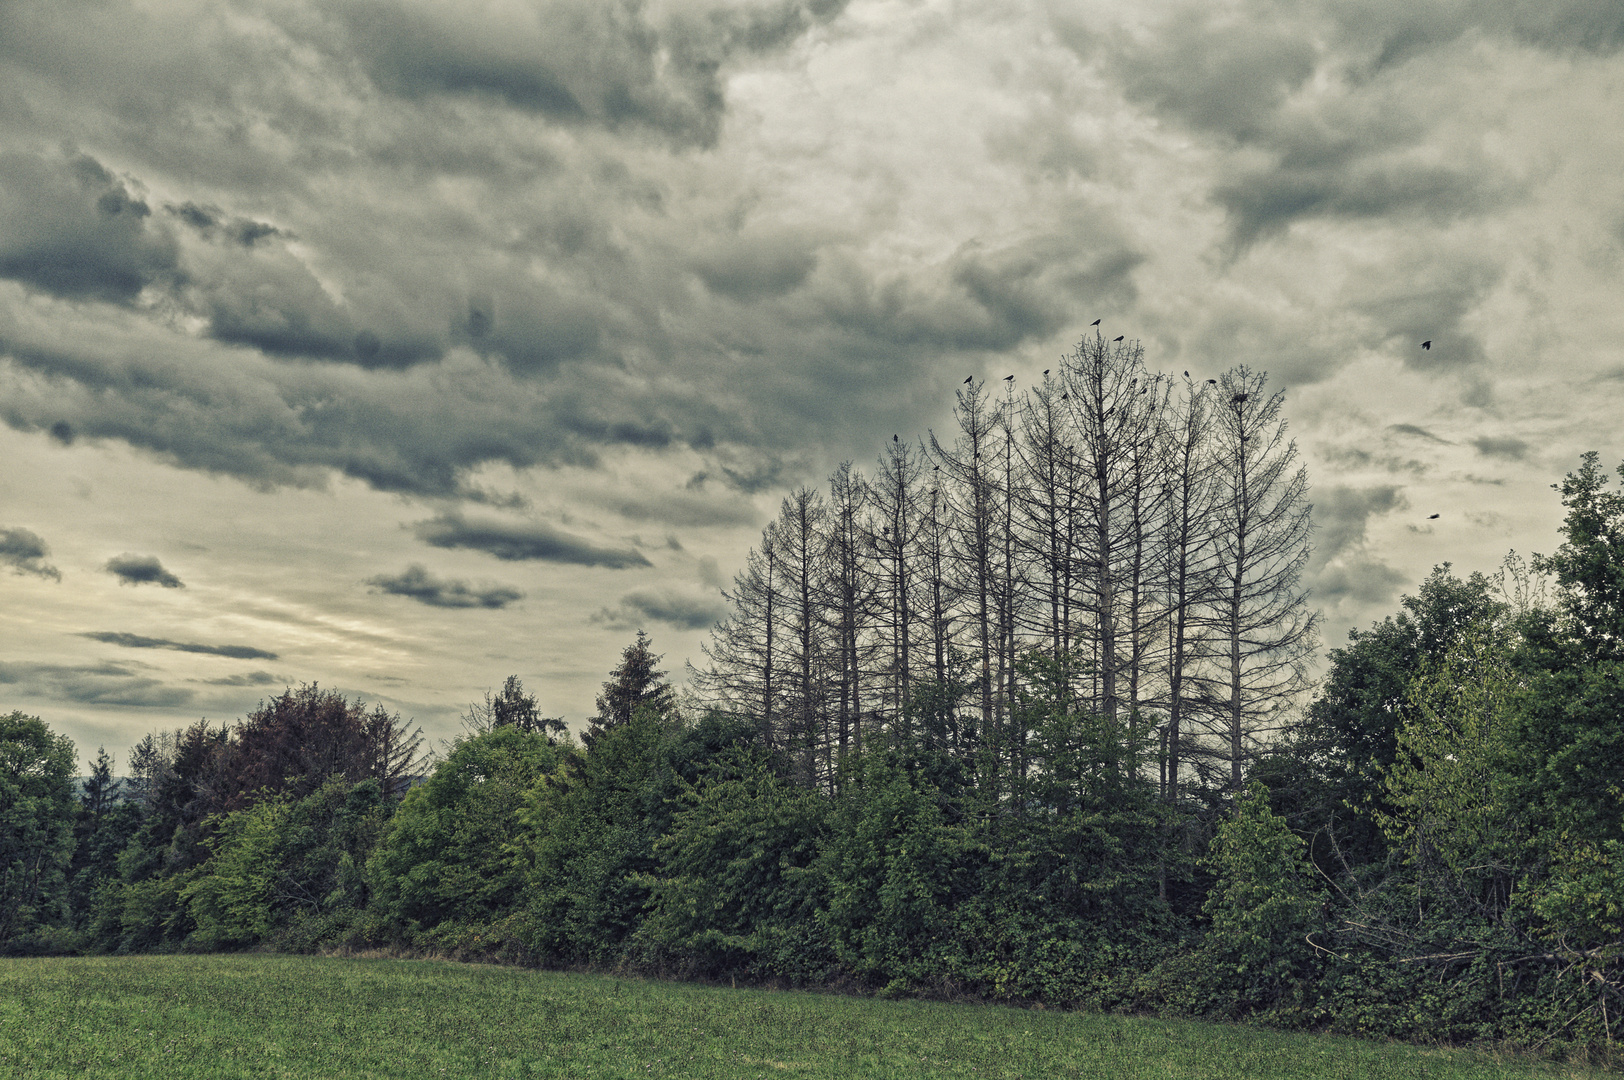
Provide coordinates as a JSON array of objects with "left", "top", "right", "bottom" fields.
[
  {"left": 6, "top": 456, "right": 1624, "bottom": 1063},
  {"left": 3, "top": 954, "right": 1609, "bottom": 1080}
]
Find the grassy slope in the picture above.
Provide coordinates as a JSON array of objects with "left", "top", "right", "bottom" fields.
[{"left": 0, "top": 955, "right": 1610, "bottom": 1079}]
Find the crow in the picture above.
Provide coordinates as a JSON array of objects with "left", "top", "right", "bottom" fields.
[
  {"left": 1184, "top": 370, "right": 1190, "bottom": 377},
  {"left": 893, "top": 434, "right": 899, "bottom": 443},
  {"left": 1043, "top": 368, "right": 1050, "bottom": 376},
  {"left": 964, "top": 376, "right": 973, "bottom": 384},
  {"left": 1091, "top": 319, "right": 1101, "bottom": 326},
  {"left": 1206, "top": 379, "right": 1217, "bottom": 385},
  {"left": 1429, "top": 513, "right": 1440, "bottom": 519},
  {"left": 1421, "top": 340, "right": 1432, "bottom": 350},
  {"left": 1003, "top": 375, "right": 1014, "bottom": 382},
  {"left": 1113, "top": 335, "right": 1124, "bottom": 342}
]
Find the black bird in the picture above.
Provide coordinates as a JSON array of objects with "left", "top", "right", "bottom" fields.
[
  {"left": 1043, "top": 368, "right": 1050, "bottom": 376},
  {"left": 1421, "top": 340, "right": 1432, "bottom": 350},
  {"left": 964, "top": 376, "right": 973, "bottom": 384},
  {"left": 1090, "top": 318, "right": 1101, "bottom": 327},
  {"left": 1113, "top": 335, "right": 1124, "bottom": 342},
  {"left": 893, "top": 434, "right": 899, "bottom": 443},
  {"left": 1206, "top": 379, "right": 1217, "bottom": 385},
  {"left": 1429, "top": 513, "right": 1440, "bottom": 519},
  {"left": 1184, "top": 370, "right": 1190, "bottom": 377},
  {"left": 1061, "top": 394, "right": 1069, "bottom": 401},
  {"left": 1004, "top": 375, "right": 1014, "bottom": 382}
]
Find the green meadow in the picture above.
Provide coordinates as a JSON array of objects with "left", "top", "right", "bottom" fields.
[{"left": 0, "top": 955, "right": 1610, "bottom": 1079}]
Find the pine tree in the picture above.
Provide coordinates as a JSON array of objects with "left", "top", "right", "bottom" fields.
[{"left": 587, "top": 631, "right": 676, "bottom": 749}]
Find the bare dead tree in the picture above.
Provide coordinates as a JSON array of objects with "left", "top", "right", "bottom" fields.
[{"left": 1207, "top": 365, "right": 1319, "bottom": 804}]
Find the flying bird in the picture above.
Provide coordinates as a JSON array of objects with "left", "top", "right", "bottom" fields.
[
  {"left": 1429, "top": 513, "right": 1440, "bottom": 519},
  {"left": 1421, "top": 340, "right": 1432, "bottom": 350},
  {"left": 1113, "top": 335, "right": 1124, "bottom": 342}
]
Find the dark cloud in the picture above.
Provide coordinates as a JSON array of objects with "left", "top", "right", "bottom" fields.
[
  {"left": 105, "top": 554, "right": 184, "bottom": 588},
  {"left": 1312, "top": 557, "right": 1410, "bottom": 609},
  {"left": 1215, "top": 158, "right": 1509, "bottom": 250},
  {"left": 691, "top": 235, "right": 818, "bottom": 301},
  {"left": 366, "top": 563, "right": 524, "bottom": 609},
  {"left": 195, "top": 671, "right": 286, "bottom": 687},
  {"left": 1471, "top": 435, "right": 1531, "bottom": 461},
  {"left": 0, "top": 150, "right": 179, "bottom": 303},
  {"left": 414, "top": 511, "right": 651, "bottom": 568},
  {"left": 324, "top": 0, "right": 849, "bottom": 148},
  {"left": 80, "top": 631, "right": 278, "bottom": 661},
  {"left": 1112, "top": 13, "right": 1317, "bottom": 144},
  {"left": 1331, "top": 0, "right": 1624, "bottom": 68},
  {"left": 0, "top": 660, "right": 195, "bottom": 708},
  {"left": 0, "top": 525, "right": 61, "bottom": 581},
  {"left": 587, "top": 488, "right": 761, "bottom": 529},
  {"left": 593, "top": 588, "right": 728, "bottom": 631},
  {"left": 1387, "top": 423, "right": 1450, "bottom": 443},
  {"left": 1312, "top": 484, "right": 1406, "bottom": 566},
  {"left": 165, "top": 202, "right": 291, "bottom": 247}
]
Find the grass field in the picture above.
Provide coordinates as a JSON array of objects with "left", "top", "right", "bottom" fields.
[{"left": 0, "top": 954, "right": 1611, "bottom": 1079}]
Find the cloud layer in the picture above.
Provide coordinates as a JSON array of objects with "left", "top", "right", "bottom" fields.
[{"left": 1, "top": 0, "right": 1621, "bottom": 752}]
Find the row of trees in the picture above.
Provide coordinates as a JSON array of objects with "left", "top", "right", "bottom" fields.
[
  {"left": 695, "top": 334, "right": 1316, "bottom": 805},
  {"left": 4, "top": 338, "right": 1621, "bottom": 1059}
]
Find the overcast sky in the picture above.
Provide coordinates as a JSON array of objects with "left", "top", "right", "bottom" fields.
[{"left": 3, "top": 0, "right": 1621, "bottom": 769}]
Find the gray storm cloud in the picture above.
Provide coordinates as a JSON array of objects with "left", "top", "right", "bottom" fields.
[
  {"left": 104, "top": 554, "right": 184, "bottom": 588},
  {"left": 414, "top": 512, "right": 651, "bottom": 569},
  {"left": 0, "top": 150, "right": 180, "bottom": 304},
  {"left": 0, "top": 525, "right": 61, "bottom": 580},
  {"left": 80, "top": 632, "right": 278, "bottom": 660},
  {"left": 594, "top": 588, "right": 729, "bottom": 631},
  {"left": 0, "top": 660, "right": 195, "bottom": 709},
  {"left": 366, "top": 564, "right": 525, "bottom": 609}
]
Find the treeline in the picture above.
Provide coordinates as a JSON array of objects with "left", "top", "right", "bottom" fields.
[
  {"left": 695, "top": 334, "right": 1315, "bottom": 804},
  {"left": 3, "top": 349, "right": 1622, "bottom": 1061}
]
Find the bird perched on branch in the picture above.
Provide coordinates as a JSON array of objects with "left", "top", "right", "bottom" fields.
[
  {"left": 1003, "top": 375, "right": 1014, "bottom": 383},
  {"left": 893, "top": 434, "right": 899, "bottom": 443},
  {"left": 1091, "top": 319, "right": 1101, "bottom": 327},
  {"left": 1113, "top": 335, "right": 1124, "bottom": 342},
  {"left": 1206, "top": 379, "right": 1217, "bottom": 385},
  {"left": 964, "top": 376, "right": 973, "bottom": 384}
]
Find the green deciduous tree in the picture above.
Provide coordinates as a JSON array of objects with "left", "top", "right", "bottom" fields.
[
  {"left": 1200, "top": 781, "right": 1324, "bottom": 1007},
  {"left": 0, "top": 712, "right": 77, "bottom": 952},
  {"left": 367, "top": 726, "right": 565, "bottom": 938}
]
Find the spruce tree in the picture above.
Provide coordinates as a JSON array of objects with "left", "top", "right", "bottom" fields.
[{"left": 587, "top": 631, "right": 676, "bottom": 749}]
